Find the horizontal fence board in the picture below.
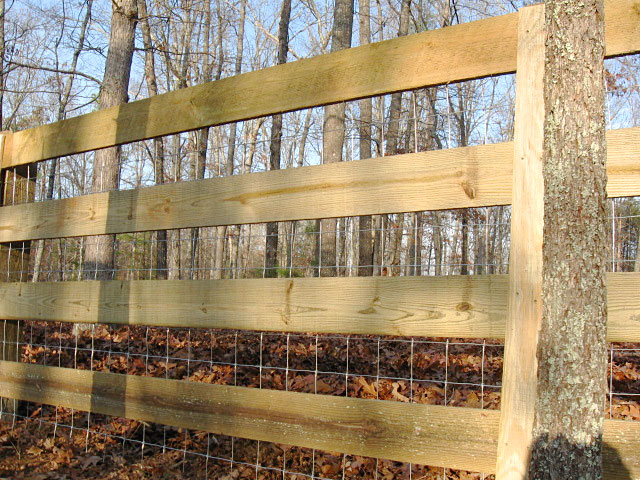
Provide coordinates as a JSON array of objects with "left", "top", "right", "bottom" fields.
[
  {"left": 604, "top": 419, "right": 640, "bottom": 480},
  {"left": 607, "top": 127, "right": 640, "bottom": 198},
  {"left": 1, "top": 272, "right": 639, "bottom": 342},
  {"left": 0, "top": 361, "right": 637, "bottom": 477},
  {"left": 3, "top": 0, "right": 640, "bottom": 169},
  {"left": 0, "top": 361, "right": 499, "bottom": 472},
  {"left": 1, "top": 127, "right": 639, "bottom": 244},
  {"left": 0, "top": 143, "right": 515, "bottom": 243},
  {"left": 605, "top": 0, "right": 640, "bottom": 59},
  {"left": 2, "top": 13, "right": 519, "bottom": 169},
  {"left": 0, "top": 275, "right": 509, "bottom": 338}
]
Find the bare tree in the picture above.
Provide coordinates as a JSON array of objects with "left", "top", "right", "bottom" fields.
[
  {"left": 83, "top": 0, "right": 138, "bottom": 280},
  {"left": 264, "top": 0, "right": 292, "bottom": 278},
  {"left": 137, "top": 0, "right": 169, "bottom": 279},
  {"left": 318, "top": 0, "right": 353, "bottom": 277},
  {"left": 357, "top": 0, "right": 374, "bottom": 277}
]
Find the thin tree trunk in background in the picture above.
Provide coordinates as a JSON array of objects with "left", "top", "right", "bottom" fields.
[
  {"left": 528, "top": 1, "right": 609, "bottom": 478},
  {"left": 357, "top": 0, "right": 373, "bottom": 277},
  {"left": 189, "top": 127, "right": 209, "bottom": 278},
  {"left": 384, "top": 0, "right": 410, "bottom": 156},
  {"left": 474, "top": 216, "right": 486, "bottom": 275},
  {"left": 83, "top": 0, "right": 137, "bottom": 280},
  {"left": 451, "top": 84, "right": 470, "bottom": 275},
  {"left": 225, "top": 0, "right": 246, "bottom": 175},
  {"left": 211, "top": 0, "right": 229, "bottom": 280},
  {"left": 187, "top": 0, "right": 214, "bottom": 279},
  {"left": 384, "top": 0, "right": 410, "bottom": 276},
  {"left": 297, "top": 110, "right": 312, "bottom": 168},
  {"left": 265, "top": 0, "right": 292, "bottom": 278},
  {"left": 239, "top": 119, "right": 262, "bottom": 277},
  {"left": 319, "top": 0, "right": 353, "bottom": 277},
  {"left": 431, "top": 212, "right": 443, "bottom": 276},
  {"left": 408, "top": 212, "right": 422, "bottom": 275},
  {"left": 137, "top": 0, "right": 168, "bottom": 279}
]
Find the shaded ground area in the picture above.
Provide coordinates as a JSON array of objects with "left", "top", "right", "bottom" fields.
[{"left": 0, "top": 322, "right": 638, "bottom": 479}]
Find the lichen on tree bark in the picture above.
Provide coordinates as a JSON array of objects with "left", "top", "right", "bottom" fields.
[{"left": 530, "top": 1, "right": 609, "bottom": 478}]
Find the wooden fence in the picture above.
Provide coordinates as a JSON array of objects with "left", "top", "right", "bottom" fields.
[{"left": 1, "top": 1, "right": 640, "bottom": 478}]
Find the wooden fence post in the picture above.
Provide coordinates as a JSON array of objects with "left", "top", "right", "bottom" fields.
[
  {"left": 0, "top": 132, "right": 36, "bottom": 414},
  {"left": 495, "top": 4, "right": 545, "bottom": 479}
]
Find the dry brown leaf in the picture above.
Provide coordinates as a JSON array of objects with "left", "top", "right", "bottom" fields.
[
  {"left": 357, "top": 377, "right": 378, "bottom": 397},
  {"left": 26, "top": 446, "right": 42, "bottom": 456},
  {"left": 391, "top": 382, "right": 410, "bottom": 403}
]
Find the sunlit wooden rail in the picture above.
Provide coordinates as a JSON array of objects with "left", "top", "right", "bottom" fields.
[
  {"left": 1, "top": 127, "right": 640, "bottom": 244},
  {"left": 1, "top": 1, "right": 640, "bottom": 478},
  {"left": 1, "top": 273, "right": 640, "bottom": 342}
]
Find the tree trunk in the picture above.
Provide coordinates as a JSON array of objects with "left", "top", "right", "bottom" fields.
[
  {"left": 137, "top": 0, "right": 167, "bottom": 279},
  {"left": 384, "top": 0, "right": 411, "bottom": 156},
  {"left": 319, "top": 0, "right": 353, "bottom": 277},
  {"left": 357, "top": 0, "right": 374, "bottom": 277},
  {"left": 211, "top": 0, "right": 231, "bottom": 280},
  {"left": 83, "top": 0, "right": 137, "bottom": 280},
  {"left": 407, "top": 212, "right": 422, "bottom": 276},
  {"left": 529, "top": 2, "right": 608, "bottom": 478},
  {"left": 265, "top": 0, "right": 292, "bottom": 278}
]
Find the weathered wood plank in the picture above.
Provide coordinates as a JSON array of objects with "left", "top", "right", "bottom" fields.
[
  {"left": 1, "top": 13, "right": 519, "bottom": 169},
  {"left": 0, "top": 360, "right": 500, "bottom": 472},
  {"left": 0, "top": 361, "right": 637, "bottom": 477},
  {"left": 0, "top": 273, "right": 638, "bottom": 342},
  {"left": 496, "top": 6, "right": 545, "bottom": 479},
  {"left": 0, "top": 126, "right": 639, "bottom": 244}
]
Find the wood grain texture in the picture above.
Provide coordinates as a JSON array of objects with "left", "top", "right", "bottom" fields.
[
  {"left": 1, "top": 13, "right": 519, "bottom": 169},
  {"left": 1, "top": 126, "right": 639, "bottom": 244},
  {"left": 0, "top": 275, "right": 509, "bottom": 338},
  {"left": 496, "top": 6, "right": 545, "bottom": 480},
  {"left": 603, "top": 419, "right": 640, "bottom": 480},
  {"left": 605, "top": 0, "right": 640, "bottom": 58},
  {"left": 0, "top": 361, "right": 637, "bottom": 477},
  {"left": 605, "top": 127, "right": 640, "bottom": 198},
  {"left": 0, "top": 360, "right": 500, "bottom": 472},
  {"left": 0, "top": 144, "right": 514, "bottom": 243},
  {"left": 0, "top": 272, "right": 638, "bottom": 342}
]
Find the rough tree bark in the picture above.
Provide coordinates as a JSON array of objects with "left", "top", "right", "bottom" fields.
[
  {"left": 264, "top": 0, "right": 292, "bottom": 278},
  {"left": 318, "top": 0, "right": 353, "bottom": 277},
  {"left": 529, "top": 1, "right": 608, "bottom": 479},
  {"left": 83, "top": 0, "right": 137, "bottom": 280}
]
